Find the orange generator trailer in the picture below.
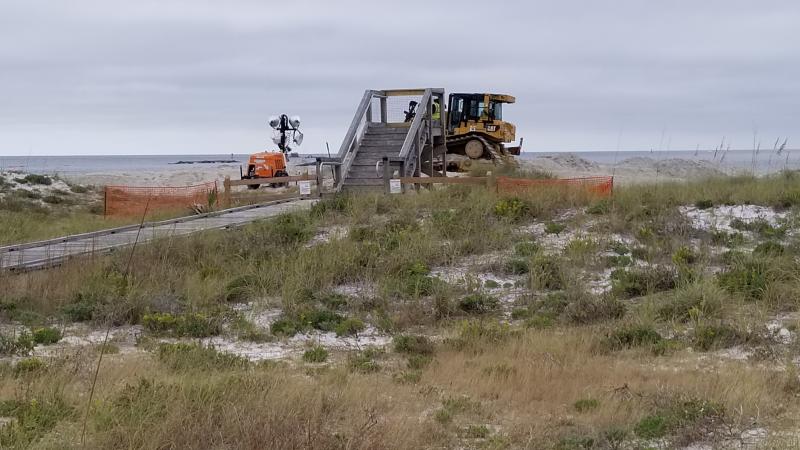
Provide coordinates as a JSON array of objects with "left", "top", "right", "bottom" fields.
[{"left": 241, "top": 114, "right": 303, "bottom": 189}]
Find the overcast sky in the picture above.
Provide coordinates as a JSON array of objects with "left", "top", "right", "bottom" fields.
[{"left": 1, "top": 0, "right": 798, "bottom": 156}]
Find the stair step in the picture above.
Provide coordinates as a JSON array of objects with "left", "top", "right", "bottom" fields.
[
  {"left": 364, "top": 129, "right": 409, "bottom": 136},
  {"left": 343, "top": 178, "right": 385, "bottom": 186},
  {"left": 360, "top": 139, "right": 406, "bottom": 145}
]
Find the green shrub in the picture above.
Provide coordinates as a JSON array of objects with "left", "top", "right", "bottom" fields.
[
  {"left": 61, "top": 300, "right": 96, "bottom": 322},
  {"left": 634, "top": 414, "right": 667, "bottom": 439},
  {"left": 672, "top": 246, "right": 698, "bottom": 265},
  {"left": 0, "top": 393, "right": 72, "bottom": 448},
  {"left": 447, "top": 320, "right": 514, "bottom": 351},
  {"left": 493, "top": 197, "right": 529, "bottom": 221},
  {"left": 302, "top": 308, "right": 345, "bottom": 332},
  {"left": 692, "top": 323, "right": 745, "bottom": 351},
  {"left": 514, "top": 241, "right": 540, "bottom": 257},
  {"left": 504, "top": 258, "right": 529, "bottom": 275},
  {"left": 483, "top": 279, "right": 500, "bottom": 289},
  {"left": 694, "top": 199, "right": 714, "bottom": 209},
  {"left": 587, "top": 199, "right": 610, "bottom": 215},
  {"left": 302, "top": 345, "right": 329, "bottom": 363},
  {"left": 460, "top": 424, "right": 490, "bottom": 439},
  {"left": 611, "top": 267, "right": 677, "bottom": 298},
  {"left": 609, "top": 241, "right": 630, "bottom": 255},
  {"left": 270, "top": 317, "right": 301, "bottom": 337},
  {"left": 16, "top": 174, "right": 52, "bottom": 185},
  {"left": 562, "top": 294, "right": 625, "bottom": 325},
  {"left": 261, "top": 212, "right": 314, "bottom": 245},
  {"left": 141, "top": 312, "right": 220, "bottom": 338},
  {"left": 406, "top": 354, "right": 432, "bottom": 370},
  {"left": 524, "top": 314, "right": 554, "bottom": 329},
  {"left": 14, "top": 357, "right": 45, "bottom": 376},
  {"left": 717, "top": 255, "right": 780, "bottom": 301},
  {"left": 0, "top": 331, "right": 34, "bottom": 356},
  {"left": 754, "top": 241, "right": 785, "bottom": 256},
  {"left": 657, "top": 281, "right": 724, "bottom": 322},
  {"left": 458, "top": 293, "right": 499, "bottom": 314},
  {"left": 605, "top": 255, "right": 632, "bottom": 267},
  {"left": 529, "top": 254, "right": 565, "bottom": 290},
  {"left": 334, "top": 318, "right": 365, "bottom": 337},
  {"left": 573, "top": 398, "right": 600, "bottom": 413},
  {"left": 223, "top": 274, "right": 259, "bottom": 302},
  {"left": 348, "top": 350, "right": 381, "bottom": 373},
  {"left": 156, "top": 343, "right": 248, "bottom": 371},
  {"left": 32, "top": 327, "right": 61, "bottom": 345},
  {"left": 544, "top": 222, "right": 566, "bottom": 234},
  {"left": 42, "top": 195, "right": 63, "bottom": 205},
  {"left": 603, "top": 325, "right": 663, "bottom": 351},
  {"left": 393, "top": 334, "right": 434, "bottom": 355}
]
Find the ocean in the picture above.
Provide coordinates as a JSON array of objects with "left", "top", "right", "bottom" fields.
[{"left": 0, "top": 149, "right": 796, "bottom": 175}]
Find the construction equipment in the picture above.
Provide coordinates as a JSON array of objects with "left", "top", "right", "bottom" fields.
[
  {"left": 443, "top": 93, "right": 521, "bottom": 172},
  {"left": 241, "top": 114, "right": 303, "bottom": 189}
]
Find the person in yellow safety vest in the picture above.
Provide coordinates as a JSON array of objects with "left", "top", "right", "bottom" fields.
[{"left": 432, "top": 99, "right": 441, "bottom": 121}]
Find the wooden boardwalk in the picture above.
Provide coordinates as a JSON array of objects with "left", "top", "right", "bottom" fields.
[{"left": 0, "top": 198, "right": 315, "bottom": 272}]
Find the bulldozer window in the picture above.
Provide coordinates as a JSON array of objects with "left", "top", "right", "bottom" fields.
[{"left": 489, "top": 102, "right": 502, "bottom": 120}]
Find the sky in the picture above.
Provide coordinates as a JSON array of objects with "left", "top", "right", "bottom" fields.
[{"left": 0, "top": 0, "right": 798, "bottom": 156}]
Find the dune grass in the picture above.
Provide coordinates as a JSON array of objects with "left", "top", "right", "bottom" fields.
[{"left": 2, "top": 172, "right": 800, "bottom": 448}]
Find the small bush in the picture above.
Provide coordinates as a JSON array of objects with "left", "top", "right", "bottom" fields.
[
  {"left": 657, "top": 281, "right": 724, "bottom": 322},
  {"left": 461, "top": 424, "right": 490, "bottom": 439},
  {"left": 62, "top": 300, "right": 96, "bottom": 322},
  {"left": 524, "top": 314, "right": 554, "bottom": 329},
  {"left": 609, "top": 241, "right": 630, "bottom": 255},
  {"left": 692, "top": 323, "right": 746, "bottom": 351},
  {"left": 514, "top": 241, "right": 540, "bottom": 257},
  {"left": 562, "top": 294, "right": 625, "bottom": 325},
  {"left": 348, "top": 350, "right": 381, "bottom": 373},
  {"left": 447, "top": 320, "right": 514, "bottom": 351},
  {"left": 603, "top": 325, "right": 663, "bottom": 352},
  {"left": 0, "top": 393, "right": 72, "bottom": 447},
  {"left": 717, "top": 255, "right": 779, "bottom": 301},
  {"left": 156, "top": 343, "right": 248, "bottom": 371},
  {"left": 223, "top": 274, "right": 258, "bottom": 302},
  {"left": 334, "top": 318, "right": 365, "bottom": 337},
  {"left": 611, "top": 267, "right": 677, "bottom": 299},
  {"left": 14, "top": 357, "right": 46, "bottom": 376},
  {"left": 42, "top": 195, "right": 63, "bottom": 205},
  {"left": 587, "top": 199, "right": 610, "bottom": 215},
  {"left": 605, "top": 255, "right": 632, "bottom": 267},
  {"left": 634, "top": 414, "right": 668, "bottom": 439},
  {"left": 544, "top": 222, "right": 566, "bottom": 234},
  {"left": 672, "top": 246, "right": 698, "bottom": 265},
  {"left": 0, "top": 331, "right": 34, "bottom": 356},
  {"left": 302, "top": 345, "right": 329, "bottom": 363},
  {"left": 493, "top": 197, "right": 530, "bottom": 221},
  {"left": 458, "top": 293, "right": 499, "bottom": 314},
  {"left": 32, "top": 327, "right": 61, "bottom": 345},
  {"left": 694, "top": 199, "right": 714, "bottom": 209},
  {"left": 141, "top": 312, "right": 221, "bottom": 338},
  {"left": 573, "top": 398, "right": 600, "bottom": 413},
  {"left": 18, "top": 174, "right": 53, "bottom": 185},
  {"left": 393, "top": 334, "right": 434, "bottom": 355},
  {"left": 270, "top": 317, "right": 301, "bottom": 337},
  {"left": 483, "top": 279, "right": 500, "bottom": 289},
  {"left": 406, "top": 354, "right": 432, "bottom": 370},
  {"left": 754, "top": 241, "right": 785, "bottom": 256},
  {"left": 504, "top": 258, "right": 529, "bottom": 275},
  {"left": 529, "top": 254, "right": 565, "bottom": 290}
]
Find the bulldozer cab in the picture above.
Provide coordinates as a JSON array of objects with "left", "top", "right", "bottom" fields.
[{"left": 447, "top": 93, "right": 516, "bottom": 143}]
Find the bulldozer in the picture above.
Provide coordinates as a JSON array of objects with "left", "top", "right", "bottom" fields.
[
  {"left": 443, "top": 93, "right": 521, "bottom": 172},
  {"left": 241, "top": 114, "right": 303, "bottom": 189}
]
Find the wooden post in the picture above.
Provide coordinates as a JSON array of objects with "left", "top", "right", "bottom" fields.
[
  {"left": 223, "top": 176, "right": 232, "bottom": 208},
  {"left": 315, "top": 159, "right": 324, "bottom": 198},
  {"left": 380, "top": 97, "right": 387, "bottom": 123},
  {"left": 383, "top": 157, "right": 391, "bottom": 194},
  {"left": 366, "top": 103, "right": 372, "bottom": 123}
]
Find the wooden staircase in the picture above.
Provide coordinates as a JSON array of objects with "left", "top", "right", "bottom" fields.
[{"left": 342, "top": 124, "right": 409, "bottom": 191}]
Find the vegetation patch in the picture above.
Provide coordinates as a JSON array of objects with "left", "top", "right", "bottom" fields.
[
  {"left": 142, "top": 312, "right": 221, "bottom": 338},
  {"left": 393, "top": 334, "right": 434, "bottom": 355},
  {"left": 302, "top": 345, "right": 329, "bottom": 363},
  {"left": 692, "top": 323, "right": 747, "bottom": 351},
  {"left": 156, "top": 343, "right": 249, "bottom": 371},
  {"left": 0, "top": 331, "right": 34, "bottom": 356},
  {"left": 0, "top": 393, "right": 73, "bottom": 448},
  {"left": 611, "top": 266, "right": 677, "bottom": 298},
  {"left": 493, "top": 197, "right": 530, "bottom": 221},
  {"left": 573, "top": 398, "right": 600, "bottom": 413},
  {"left": 32, "top": 327, "right": 62, "bottom": 345},
  {"left": 657, "top": 281, "right": 724, "bottom": 322},
  {"left": 458, "top": 293, "right": 499, "bottom": 315}
]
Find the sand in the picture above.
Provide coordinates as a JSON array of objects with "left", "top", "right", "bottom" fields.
[
  {"left": 62, "top": 159, "right": 319, "bottom": 188},
  {"left": 52, "top": 153, "right": 730, "bottom": 188},
  {"left": 521, "top": 154, "right": 726, "bottom": 184}
]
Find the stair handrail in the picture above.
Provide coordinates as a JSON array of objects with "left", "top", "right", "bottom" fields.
[
  {"left": 329, "top": 89, "right": 378, "bottom": 191},
  {"left": 397, "top": 89, "right": 433, "bottom": 176}
]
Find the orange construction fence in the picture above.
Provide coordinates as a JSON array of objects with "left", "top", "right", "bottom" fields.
[
  {"left": 496, "top": 176, "right": 614, "bottom": 197},
  {"left": 104, "top": 181, "right": 219, "bottom": 217}
]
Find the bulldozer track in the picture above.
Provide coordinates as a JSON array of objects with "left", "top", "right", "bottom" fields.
[{"left": 0, "top": 198, "right": 315, "bottom": 272}]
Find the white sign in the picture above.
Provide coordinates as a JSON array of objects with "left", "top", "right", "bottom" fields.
[
  {"left": 299, "top": 180, "right": 311, "bottom": 195},
  {"left": 389, "top": 178, "right": 402, "bottom": 194}
]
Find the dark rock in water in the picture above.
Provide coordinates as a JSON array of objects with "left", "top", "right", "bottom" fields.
[{"left": 171, "top": 160, "right": 239, "bottom": 165}]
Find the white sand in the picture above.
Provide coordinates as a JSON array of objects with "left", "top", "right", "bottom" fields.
[{"left": 521, "top": 154, "right": 726, "bottom": 184}]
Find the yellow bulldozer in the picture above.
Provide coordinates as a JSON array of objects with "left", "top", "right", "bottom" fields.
[{"left": 442, "top": 92, "right": 521, "bottom": 172}]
